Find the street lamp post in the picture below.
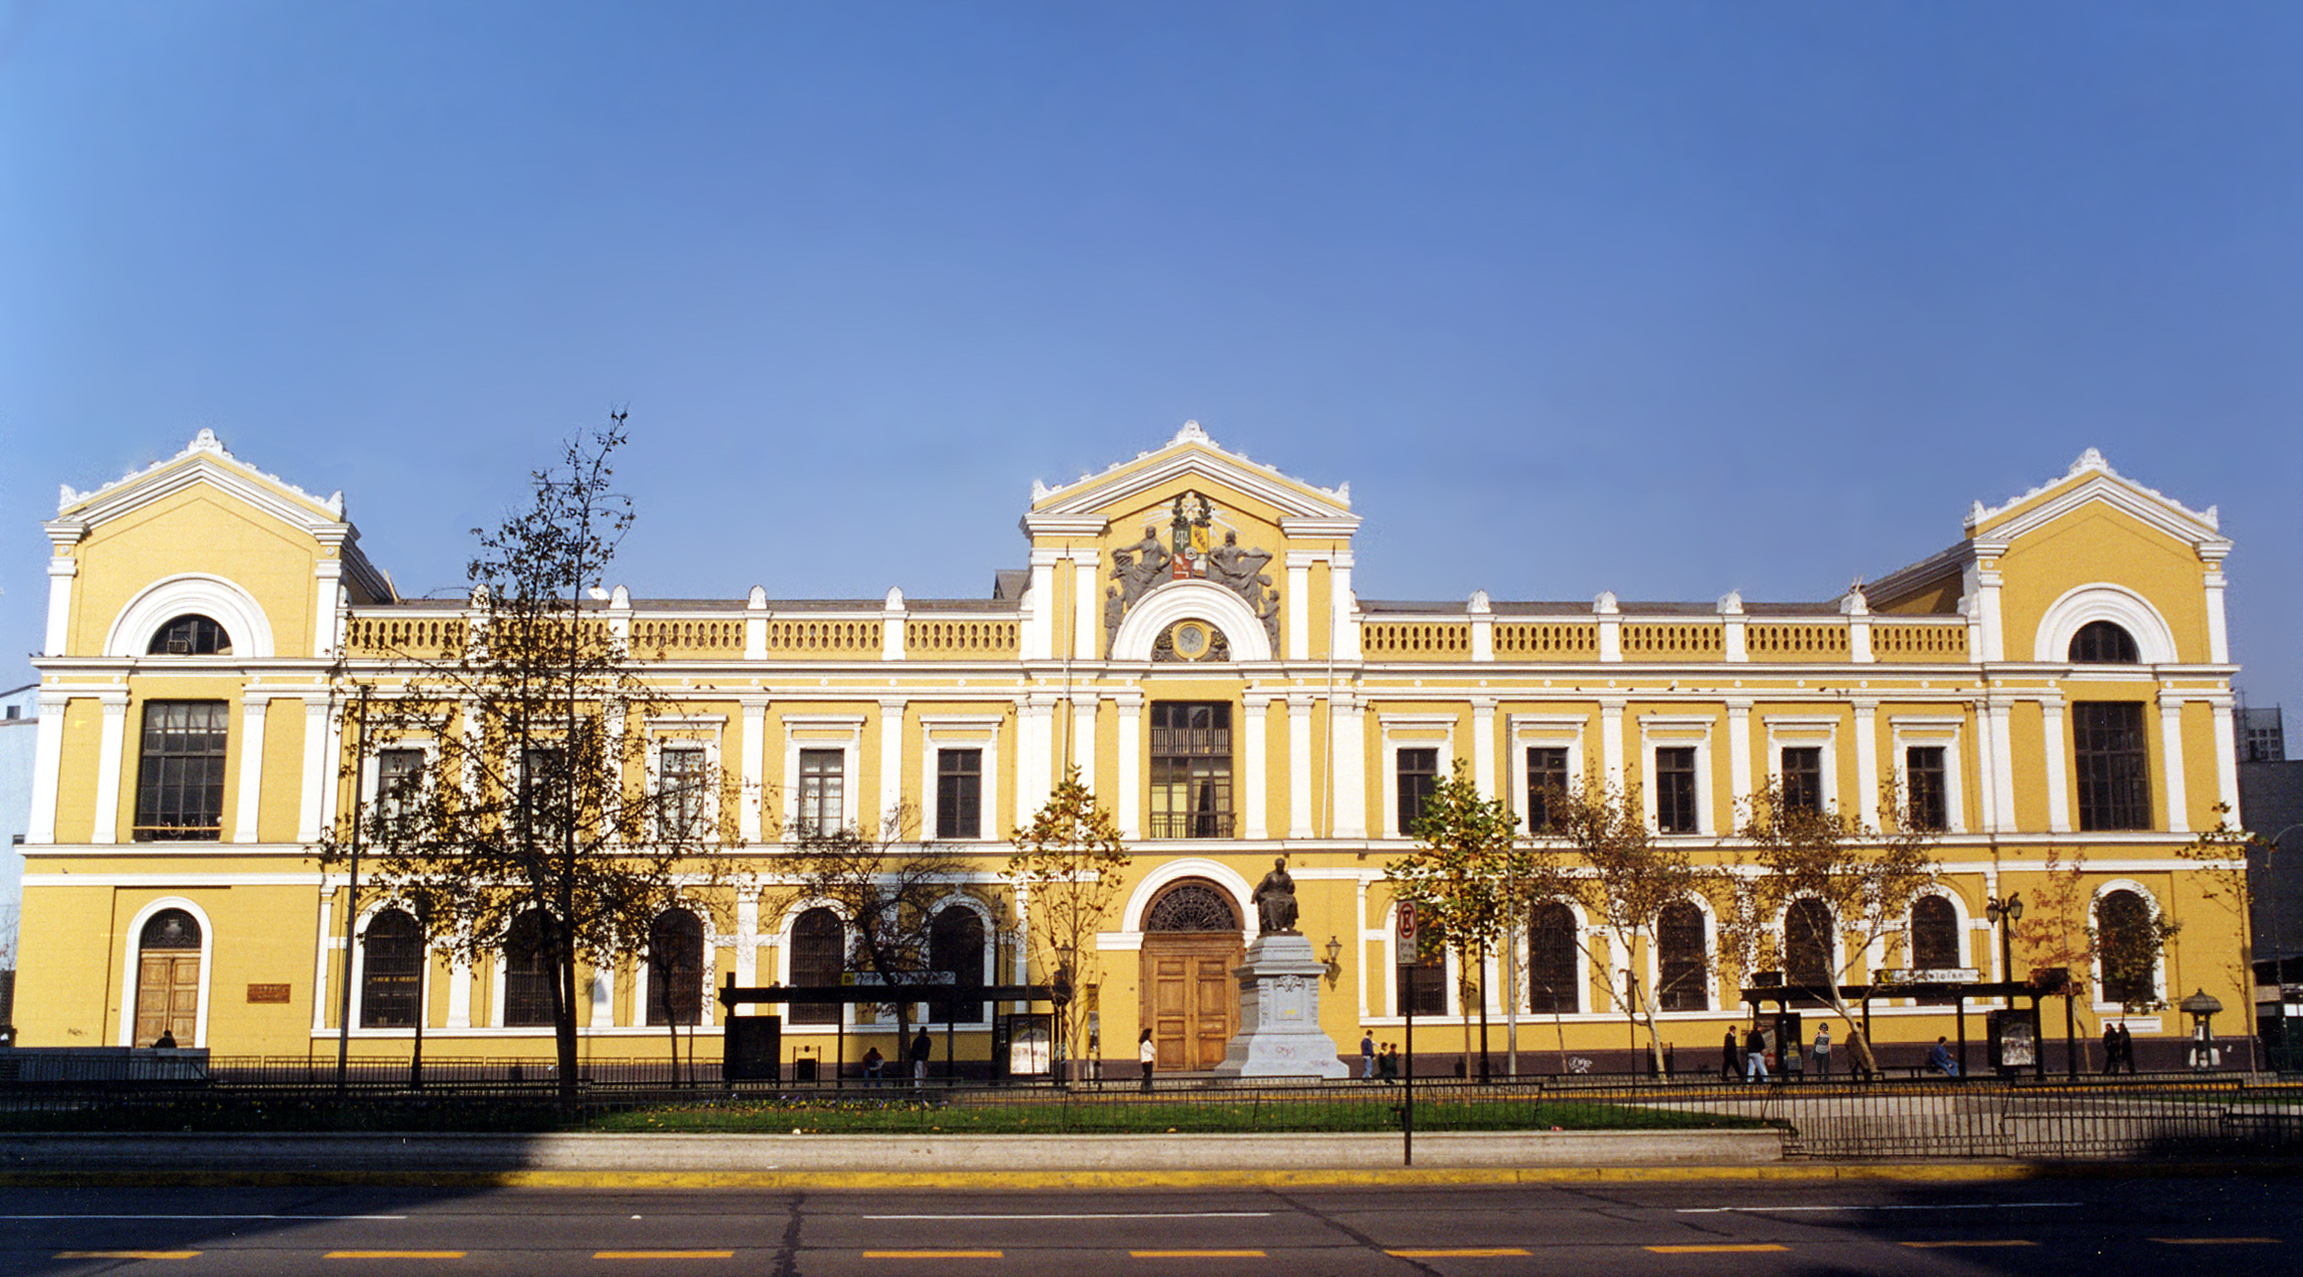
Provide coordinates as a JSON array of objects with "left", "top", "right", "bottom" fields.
[{"left": 1985, "top": 893, "right": 2023, "bottom": 987}]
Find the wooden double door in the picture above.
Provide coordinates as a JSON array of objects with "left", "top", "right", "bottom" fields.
[
  {"left": 1141, "top": 934, "right": 1240, "bottom": 1072},
  {"left": 135, "top": 953, "right": 200, "bottom": 1047}
]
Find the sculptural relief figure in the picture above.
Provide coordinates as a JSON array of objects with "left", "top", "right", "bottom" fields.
[
  {"left": 1116, "top": 526, "right": 1170, "bottom": 604},
  {"left": 1254, "top": 857, "right": 1299, "bottom": 934},
  {"left": 1206, "top": 530, "right": 1282, "bottom": 647}
]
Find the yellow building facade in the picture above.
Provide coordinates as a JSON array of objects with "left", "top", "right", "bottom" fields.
[{"left": 14, "top": 424, "right": 2250, "bottom": 1073}]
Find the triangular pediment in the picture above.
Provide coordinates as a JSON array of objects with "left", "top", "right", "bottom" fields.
[
  {"left": 1028, "top": 422, "right": 1358, "bottom": 530},
  {"left": 1967, "top": 448, "right": 2228, "bottom": 558}
]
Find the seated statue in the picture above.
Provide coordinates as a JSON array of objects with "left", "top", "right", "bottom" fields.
[{"left": 1254, "top": 857, "right": 1298, "bottom": 934}]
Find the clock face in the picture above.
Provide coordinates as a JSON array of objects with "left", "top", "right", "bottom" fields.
[{"left": 1172, "top": 621, "right": 1211, "bottom": 659}]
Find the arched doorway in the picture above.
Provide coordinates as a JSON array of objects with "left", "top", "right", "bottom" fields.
[
  {"left": 1139, "top": 879, "right": 1242, "bottom": 1072},
  {"left": 134, "top": 908, "right": 202, "bottom": 1047}
]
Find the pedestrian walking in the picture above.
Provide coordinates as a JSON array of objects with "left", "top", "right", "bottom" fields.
[
  {"left": 1379, "top": 1042, "right": 1399, "bottom": 1084},
  {"left": 2115, "top": 1023, "right": 2137, "bottom": 1073},
  {"left": 1138, "top": 1028, "right": 1156, "bottom": 1092},
  {"left": 1811, "top": 1023, "right": 1832, "bottom": 1079},
  {"left": 1361, "top": 1031, "right": 1377, "bottom": 1081},
  {"left": 1723, "top": 1027, "right": 1741, "bottom": 1081},
  {"left": 2102, "top": 1023, "right": 2119, "bottom": 1075},
  {"left": 1743, "top": 1026, "right": 1769, "bottom": 1083}
]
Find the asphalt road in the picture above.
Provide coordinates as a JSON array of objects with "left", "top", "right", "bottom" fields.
[{"left": 3, "top": 1176, "right": 2296, "bottom": 1276}]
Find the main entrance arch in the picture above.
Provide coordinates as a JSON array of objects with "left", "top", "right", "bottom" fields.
[{"left": 1139, "top": 879, "right": 1242, "bottom": 1072}]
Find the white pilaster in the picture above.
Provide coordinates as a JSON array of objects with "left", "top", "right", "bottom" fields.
[
  {"left": 44, "top": 553, "right": 78, "bottom": 657},
  {"left": 2039, "top": 696, "right": 2069, "bottom": 834},
  {"left": 1022, "top": 550, "right": 1061, "bottom": 661},
  {"left": 878, "top": 698, "right": 905, "bottom": 830},
  {"left": 1243, "top": 693, "right": 1272, "bottom": 840},
  {"left": 1071, "top": 699, "right": 1097, "bottom": 794},
  {"left": 1852, "top": 700, "right": 1880, "bottom": 829},
  {"left": 1115, "top": 696, "right": 1142, "bottom": 840},
  {"left": 1468, "top": 591, "right": 1493, "bottom": 663},
  {"left": 297, "top": 698, "right": 331, "bottom": 842},
  {"left": 1985, "top": 698, "right": 2017, "bottom": 831},
  {"left": 1329, "top": 555, "right": 1360, "bottom": 661},
  {"left": 27, "top": 694, "right": 67, "bottom": 844},
  {"left": 1286, "top": 555, "right": 1312, "bottom": 661},
  {"left": 740, "top": 699, "right": 767, "bottom": 842},
  {"left": 1600, "top": 697, "right": 1626, "bottom": 793},
  {"left": 1332, "top": 691, "right": 1366, "bottom": 839},
  {"left": 2158, "top": 694, "right": 2189, "bottom": 833},
  {"left": 882, "top": 588, "right": 907, "bottom": 661},
  {"left": 744, "top": 586, "right": 767, "bottom": 660},
  {"left": 1719, "top": 592, "right": 1747, "bottom": 662},
  {"left": 1970, "top": 558, "right": 2005, "bottom": 663},
  {"left": 1595, "top": 592, "right": 1621, "bottom": 662},
  {"left": 1017, "top": 694, "right": 1056, "bottom": 822},
  {"left": 234, "top": 696, "right": 269, "bottom": 843},
  {"left": 1471, "top": 698, "right": 1497, "bottom": 799},
  {"left": 590, "top": 968, "right": 613, "bottom": 1027},
  {"left": 312, "top": 888, "right": 336, "bottom": 1033},
  {"left": 735, "top": 889, "right": 760, "bottom": 987},
  {"left": 1288, "top": 695, "right": 1316, "bottom": 839},
  {"left": 1725, "top": 699, "right": 1752, "bottom": 810},
  {"left": 446, "top": 955, "right": 472, "bottom": 1028},
  {"left": 92, "top": 695, "right": 129, "bottom": 843},
  {"left": 1071, "top": 551, "right": 1101, "bottom": 662},
  {"left": 312, "top": 560, "right": 344, "bottom": 658},
  {"left": 2201, "top": 551, "right": 2231, "bottom": 664}
]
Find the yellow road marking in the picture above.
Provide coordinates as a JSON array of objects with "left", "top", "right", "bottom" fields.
[
  {"left": 1647, "top": 1244, "right": 1789, "bottom": 1254},
  {"left": 862, "top": 1252, "right": 1004, "bottom": 1260},
  {"left": 325, "top": 1252, "right": 468, "bottom": 1259},
  {"left": 594, "top": 1252, "right": 735, "bottom": 1259},
  {"left": 1387, "top": 1248, "right": 1533, "bottom": 1257},
  {"left": 2151, "top": 1237, "right": 2281, "bottom": 1245},
  {"left": 1903, "top": 1240, "right": 2038, "bottom": 1248},
  {"left": 1132, "top": 1250, "right": 1267, "bottom": 1258},
  {"left": 55, "top": 1253, "right": 200, "bottom": 1260}
]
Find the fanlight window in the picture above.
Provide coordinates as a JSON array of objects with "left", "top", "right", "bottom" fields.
[
  {"left": 1144, "top": 882, "right": 1241, "bottom": 932},
  {"left": 2069, "top": 621, "right": 2140, "bottom": 664},
  {"left": 148, "top": 614, "right": 232, "bottom": 656}
]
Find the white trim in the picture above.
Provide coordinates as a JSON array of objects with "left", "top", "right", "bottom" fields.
[
  {"left": 1645, "top": 894, "right": 1718, "bottom": 1013},
  {"left": 1508, "top": 714, "right": 1586, "bottom": 835},
  {"left": 1639, "top": 715, "right": 1714, "bottom": 835},
  {"left": 781, "top": 715, "right": 864, "bottom": 837},
  {"left": 1121, "top": 857, "right": 1254, "bottom": 933},
  {"left": 1379, "top": 713, "right": 1455, "bottom": 839},
  {"left": 119, "top": 896, "right": 215, "bottom": 1048},
  {"left": 1890, "top": 718, "right": 1967, "bottom": 834},
  {"left": 1764, "top": 716, "right": 1840, "bottom": 816},
  {"left": 1107, "top": 579, "right": 1275, "bottom": 663},
  {"left": 104, "top": 574, "right": 277, "bottom": 660},
  {"left": 2033, "top": 584, "right": 2178, "bottom": 665},
  {"left": 920, "top": 715, "right": 1003, "bottom": 842},
  {"left": 2089, "top": 880, "right": 2170, "bottom": 1011}
]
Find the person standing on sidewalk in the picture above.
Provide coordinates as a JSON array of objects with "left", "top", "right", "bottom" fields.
[
  {"left": 1361, "top": 1031, "right": 1377, "bottom": 1080},
  {"left": 908, "top": 1028, "right": 932, "bottom": 1087},
  {"left": 1722, "top": 1028, "right": 1741, "bottom": 1081},
  {"left": 1138, "top": 1028, "right": 1156, "bottom": 1092},
  {"left": 1810, "top": 1023, "right": 1832, "bottom": 1079},
  {"left": 1744, "top": 1025, "right": 1769, "bottom": 1083}
]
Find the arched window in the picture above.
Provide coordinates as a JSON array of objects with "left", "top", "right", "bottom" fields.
[
  {"left": 2096, "top": 889, "right": 2161, "bottom": 1008},
  {"left": 2069, "top": 621, "right": 2140, "bottom": 664},
  {"left": 789, "top": 907, "right": 845, "bottom": 1025},
  {"left": 929, "top": 906, "right": 987, "bottom": 1024},
  {"left": 646, "top": 908, "right": 705, "bottom": 1027},
  {"left": 360, "top": 908, "right": 423, "bottom": 1029},
  {"left": 1910, "top": 896, "right": 1961, "bottom": 972},
  {"left": 1785, "top": 898, "right": 1835, "bottom": 990},
  {"left": 502, "top": 911, "right": 556, "bottom": 1027},
  {"left": 1656, "top": 902, "right": 1708, "bottom": 1011},
  {"left": 134, "top": 908, "right": 203, "bottom": 1047},
  {"left": 1527, "top": 901, "right": 1578, "bottom": 1014},
  {"left": 147, "top": 614, "right": 232, "bottom": 656},
  {"left": 1144, "top": 881, "right": 1241, "bottom": 932}
]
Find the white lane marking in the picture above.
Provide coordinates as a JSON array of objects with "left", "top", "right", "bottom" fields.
[
  {"left": 865, "top": 1212, "right": 1275, "bottom": 1220},
  {"left": 1677, "top": 1202, "right": 2080, "bottom": 1214},
  {"left": 2, "top": 1214, "right": 409, "bottom": 1221}
]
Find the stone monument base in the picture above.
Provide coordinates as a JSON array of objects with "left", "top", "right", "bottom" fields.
[{"left": 1211, "top": 933, "right": 1350, "bottom": 1079}]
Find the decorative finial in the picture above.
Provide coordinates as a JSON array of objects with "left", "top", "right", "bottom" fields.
[
  {"left": 1171, "top": 420, "right": 1211, "bottom": 446},
  {"left": 189, "top": 428, "right": 225, "bottom": 454},
  {"left": 2070, "top": 447, "right": 2108, "bottom": 475}
]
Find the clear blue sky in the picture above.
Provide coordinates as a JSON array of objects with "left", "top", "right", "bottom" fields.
[{"left": 3, "top": 1, "right": 2298, "bottom": 711}]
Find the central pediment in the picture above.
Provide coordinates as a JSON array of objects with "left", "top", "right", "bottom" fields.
[{"left": 1026, "top": 422, "right": 1358, "bottom": 530}]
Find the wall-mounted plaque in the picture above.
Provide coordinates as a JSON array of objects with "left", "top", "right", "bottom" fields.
[{"left": 246, "top": 983, "right": 292, "bottom": 1004}]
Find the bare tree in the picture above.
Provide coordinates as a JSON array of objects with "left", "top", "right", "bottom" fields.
[
  {"left": 323, "top": 418, "right": 725, "bottom": 1102},
  {"left": 1523, "top": 782, "right": 1716, "bottom": 1074},
  {"left": 768, "top": 804, "right": 987, "bottom": 1073},
  {"left": 1007, "top": 769, "right": 1127, "bottom": 1079}
]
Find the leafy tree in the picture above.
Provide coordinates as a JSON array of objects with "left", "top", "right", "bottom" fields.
[
  {"left": 1007, "top": 769, "right": 1128, "bottom": 1079},
  {"left": 323, "top": 418, "right": 724, "bottom": 1102},
  {"left": 1718, "top": 780, "right": 1941, "bottom": 1026},
  {"left": 768, "top": 804, "right": 986, "bottom": 1071},
  {"left": 2177, "top": 803, "right": 2258, "bottom": 1006},
  {"left": 1522, "top": 781, "right": 1715, "bottom": 1074},
  {"left": 1386, "top": 760, "right": 1523, "bottom": 1081}
]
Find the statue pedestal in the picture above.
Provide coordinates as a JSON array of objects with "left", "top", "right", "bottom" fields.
[{"left": 1211, "top": 933, "right": 1349, "bottom": 1079}]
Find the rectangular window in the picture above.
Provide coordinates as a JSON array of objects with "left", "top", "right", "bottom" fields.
[
  {"left": 1399, "top": 948, "right": 1448, "bottom": 1016},
  {"left": 134, "top": 700, "right": 229, "bottom": 841},
  {"left": 1396, "top": 747, "right": 1439, "bottom": 836},
  {"left": 936, "top": 748, "right": 983, "bottom": 840},
  {"left": 1525, "top": 747, "right": 1570, "bottom": 833},
  {"left": 375, "top": 748, "right": 424, "bottom": 825},
  {"left": 1780, "top": 746, "right": 1824, "bottom": 814},
  {"left": 797, "top": 748, "right": 844, "bottom": 836},
  {"left": 1905, "top": 746, "right": 1947, "bottom": 830},
  {"left": 1654, "top": 746, "right": 1699, "bottom": 834},
  {"left": 2074, "top": 702, "right": 2152, "bottom": 831},
  {"left": 658, "top": 746, "right": 707, "bottom": 839},
  {"left": 1150, "top": 702, "right": 1233, "bottom": 838}
]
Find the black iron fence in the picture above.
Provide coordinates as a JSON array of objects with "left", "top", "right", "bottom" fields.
[{"left": 3, "top": 1058, "right": 2301, "bottom": 1159}]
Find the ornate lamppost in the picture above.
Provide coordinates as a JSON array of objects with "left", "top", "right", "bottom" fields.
[{"left": 1985, "top": 893, "right": 2023, "bottom": 984}]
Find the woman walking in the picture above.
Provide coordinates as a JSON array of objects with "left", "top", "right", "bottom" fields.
[{"left": 1138, "top": 1028, "right": 1156, "bottom": 1092}]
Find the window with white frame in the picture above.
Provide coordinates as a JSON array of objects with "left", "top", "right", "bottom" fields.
[
  {"left": 376, "top": 748, "right": 425, "bottom": 829},
  {"left": 1780, "top": 746, "right": 1825, "bottom": 814},
  {"left": 658, "top": 745, "right": 709, "bottom": 839},
  {"left": 936, "top": 749, "right": 982, "bottom": 840},
  {"left": 1653, "top": 746, "right": 1699, "bottom": 834},
  {"left": 796, "top": 749, "right": 844, "bottom": 836},
  {"left": 1396, "top": 747, "right": 1440, "bottom": 836},
  {"left": 1524, "top": 746, "right": 1570, "bottom": 833},
  {"left": 1905, "top": 746, "right": 1948, "bottom": 830}
]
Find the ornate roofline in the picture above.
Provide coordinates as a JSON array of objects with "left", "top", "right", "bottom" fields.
[
  {"left": 1966, "top": 447, "right": 2218, "bottom": 536},
  {"left": 58, "top": 429, "right": 346, "bottom": 520},
  {"left": 1029, "top": 421, "right": 1352, "bottom": 514}
]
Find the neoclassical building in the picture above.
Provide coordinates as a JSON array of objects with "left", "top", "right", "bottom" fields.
[{"left": 13, "top": 424, "right": 2248, "bottom": 1072}]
